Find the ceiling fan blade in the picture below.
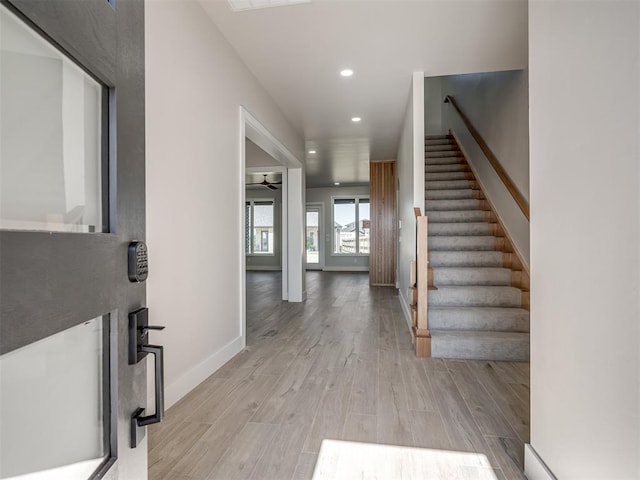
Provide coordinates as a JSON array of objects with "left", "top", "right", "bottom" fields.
[
  {"left": 270, "top": 181, "right": 283, "bottom": 185},
  {"left": 267, "top": 184, "right": 278, "bottom": 190}
]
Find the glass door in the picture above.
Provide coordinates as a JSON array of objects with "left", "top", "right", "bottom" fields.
[
  {"left": 0, "top": 1, "right": 148, "bottom": 478},
  {"left": 305, "top": 205, "right": 323, "bottom": 270}
]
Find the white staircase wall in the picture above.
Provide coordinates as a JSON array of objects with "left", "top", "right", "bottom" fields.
[
  {"left": 528, "top": 2, "right": 640, "bottom": 479},
  {"left": 397, "top": 73, "right": 425, "bottom": 323},
  {"left": 441, "top": 70, "right": 530, "bottom": 269}
]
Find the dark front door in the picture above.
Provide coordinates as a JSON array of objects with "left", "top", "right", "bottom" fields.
[{"left": 0, "top": 1, "right": 148, "bottom": 478}]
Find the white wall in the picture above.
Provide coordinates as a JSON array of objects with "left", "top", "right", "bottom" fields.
[
  {"left": 397, "top": 73, "right": 425, "bottom": 324},
  {"left": 527, "top": 2, "right": 639, "bottom": 479},
  {"left": 441, "top": 70, "right": 530, "bottom": 267},
  {"left": 146, "top": 0, "right": 303, "bottom": 408},
  {"left": 305, "top": 186, "right": 370, "bottom": 271},
  {"left": 412, "top": 73, "right": 425, "bottom": 213},
  {"left": 397, "top": 73, "right": 425, "bottom": 322},
  {"left": 396, "top": 88, "right": 415, "bottom": 323}
]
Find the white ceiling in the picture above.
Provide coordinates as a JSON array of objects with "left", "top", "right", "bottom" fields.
[{"left": 200, "top": 0, "right": 528, "bottom": 187}]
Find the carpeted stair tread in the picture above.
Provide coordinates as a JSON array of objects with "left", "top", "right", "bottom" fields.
[
  {"left": 429, "top": 307, "right": 529, "bottom": 332},
  {"left": 429, "top": 250, "right": 503, "bottom": 268},
  {"left": 428, "top": 222, "right": 491, "bottom": 236},
  {"left": 425, "top": 198, "right": 480, "bottom": 211},
  {"left": 426, "top": 171, "right": 471, "bottom": 181},
  {"left": 426, "top": 145, "right": 460, "bottom": 152},
  {"left": 431, "top": 331, "right": 530, "bottom": 361},
  {"left": 432, "top": 267, "right": 512, "bottom": 286},
  {"left": 426, "top": 189, "right": 477, "bottom": 200},
  {"left": 426, "top": 179, "right": 473, "bottom": 190},
  {"left": 426, "top": 210, "right": 487, "bottom": 223},
  {"left": 429, "top": 285, "right": 522, "bottom": 307},
  {"left": 428, "top": 235, "right": 496, "bottom": 251}
]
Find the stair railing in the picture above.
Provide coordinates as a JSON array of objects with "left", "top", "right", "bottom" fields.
[
  {"left": 412, "top": 208, "right": 431, "bottom": 357},
  {"left": 444, "top": 95, "right": 530, "bottom": 220}
]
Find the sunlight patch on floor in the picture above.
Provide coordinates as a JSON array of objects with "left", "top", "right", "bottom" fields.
[{"left": 313, "top": 439, "right": 497, "bottom": 480}]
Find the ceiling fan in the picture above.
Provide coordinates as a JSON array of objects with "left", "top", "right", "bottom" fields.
[{"left": 246, "top": 174, "right": 282, "bottom": 190}]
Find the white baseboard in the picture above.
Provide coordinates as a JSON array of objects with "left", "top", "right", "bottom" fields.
[
  {"left": 164, "top": 335, "right": 244, "bottom": 409},
  {"left": 246, "top": 266, "right": 282, "bottom": 271},
  {"left": 322, "top": 266, "right": 369, "bottom": 272},
  {"left": 525, "top": 444, "right": 557, "bottom": 480},
  {"left": 398, "top": 290, "right": 412, "bottom": 331}
]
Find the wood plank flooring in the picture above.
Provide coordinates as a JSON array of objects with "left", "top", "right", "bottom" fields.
[{"left": 149, "top": 272, "right": 529, "bottom": 480}]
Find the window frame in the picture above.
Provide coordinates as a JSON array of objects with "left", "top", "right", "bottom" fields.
[
  {"left": 330, "top": 195, "right": 370, "bottom": 256},
  {"left": 245, "top": 198, "right": 276, "bottom": 256}
]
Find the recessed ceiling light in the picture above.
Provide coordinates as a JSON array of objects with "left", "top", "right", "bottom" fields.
[
  {"left": 334, "top": 182, "right": 341, "bottom": 186},
  {"left": 308, "top": 150, "right": 316, "bottom": 154},
  {"left": 351, "top": 117, "right": 361, "bottom": 123},
  {"left": 340, "top": 69, "right": 354, "bottom": 77}
]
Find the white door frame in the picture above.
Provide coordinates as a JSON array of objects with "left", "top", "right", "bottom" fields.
[{"left": 239, "top": 107, "right": 305, "bottom": 341}]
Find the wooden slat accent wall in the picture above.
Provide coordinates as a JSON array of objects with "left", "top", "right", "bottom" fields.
[{"left": 369, "top": 161, "right": 397, "bottom": 286}]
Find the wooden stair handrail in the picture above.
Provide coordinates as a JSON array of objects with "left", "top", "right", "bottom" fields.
[{"left": 444, "top": 95, "right": 530, "bottom": 221}]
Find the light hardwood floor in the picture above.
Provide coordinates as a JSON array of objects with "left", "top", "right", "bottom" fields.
[{"left": 149, "top": 271, "right": 529, "bottom": 480}]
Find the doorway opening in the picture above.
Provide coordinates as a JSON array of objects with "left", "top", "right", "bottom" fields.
[{"left": 240, "top": 108, "right": 304, "bottom": 347}]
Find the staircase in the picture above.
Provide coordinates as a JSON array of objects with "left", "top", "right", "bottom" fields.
[{"left": 424, "top": 134, "right": 530, "bottom": 361}]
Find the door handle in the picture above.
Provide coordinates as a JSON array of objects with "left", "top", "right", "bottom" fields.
[
  {"left": 136, "top": 344, "right": 164, "bottom": 426},
  {"left": 130, "top": 343, "right": 165, "bottom": 447},
  {"left": 128, "top": 307, "right": 166, "bottom": 447}
]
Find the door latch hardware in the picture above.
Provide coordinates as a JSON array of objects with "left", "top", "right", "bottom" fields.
[{"left": 129, "top": 308, "right": 165, "bottom": 448}]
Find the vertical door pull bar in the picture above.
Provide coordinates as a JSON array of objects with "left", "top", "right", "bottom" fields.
[
  {"left": 129, "top": 307, "right": 165, "bottom": 447},
  {"left": 135, "top": 344, "right": 164, "bottom": 426}
]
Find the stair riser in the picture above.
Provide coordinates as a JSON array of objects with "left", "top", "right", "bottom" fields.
[
  {"left": 427, "top": 157, "right": 465, "bottom": 166},
  {"left": 428, "top": 222, "right": 490, "bottom": 236},
  {"left": 425, "top": 135, "right": 452, "bottom": 141},
  {"left": 432, "top": 267, "right": 512, "bottom": 286},
  {"left": 427, "top": 152, "right": 465, "bottom": 159},
  {"left": 429, "top": 308, "right": 530, "bottom": 332},
  {"left": 428, "top": 236, "right": 496, "bottom": 251},
  {"left": 429, "top": 287, "right": 522, "bottom": 307},
  {"left": 425, "top": 143, "right": 456, "bottom": 149},
  {"left": 426, "top": 180, "right": 475, "bottom": 190},
  {"left": 431, "top": 334, "right": 530, "bottom": 362},
  {"left": 429, "top": 251, "right": 503, "bottom": 268},
  {"left": 427, "top": 172, "right": 474, "bottom": 181},
  {"left": 425, "top": 143, "right": 458, "bottom": 148},
  {"left": 426, "top": 164, "right": 470, "bottom": 173},
  {"left": 427, "top": 210, "right": 488, "bottom": 223}
]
